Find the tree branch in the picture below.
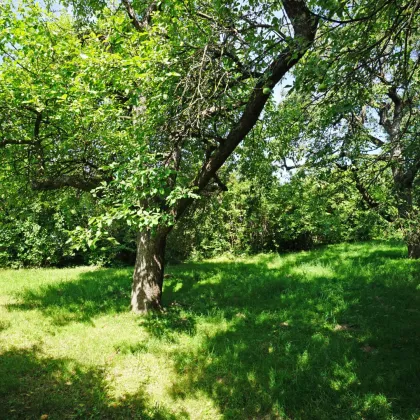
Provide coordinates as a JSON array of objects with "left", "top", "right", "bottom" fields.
[
  {"left": 366, "top": 133, "right": 385, "bottom": 148},
  {"left": 336, "top": 163, "right": 394, "bottom": 222},
  {"left": 121, "top": 0, "right": 158, "bottom": 32},
  {"left": 282, "top": 157, "right": 302, "bottom": 171},
  {"left": 174, "top": 0, "right": 318, "bottom": 220},
  {"left": 0, "top": 138, "right": 34, "bottom": 148},
  {"left": 32, "top": 175, "right": 106, "bottom": 192},
  {"left": 213, "top": 173, "right": 228, "bottom": 191}
]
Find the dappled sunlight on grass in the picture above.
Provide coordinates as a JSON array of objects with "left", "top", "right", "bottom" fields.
[
  {"left": 6, "top": 268, "right": 132, "bottom": 325},
  {"left": 0, "top": 346, "right": 182, "bottom": 419},
  {"left": 1, "top": 241, "right": 420, "bottom": 419}
]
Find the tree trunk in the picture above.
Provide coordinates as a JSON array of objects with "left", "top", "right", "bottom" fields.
[
  {"left": 131, "top": 229, "right": 168, "bottom": 313},
  {"left": 393, "top": 180, "right": 418, "bottom": 259},
  {"left": 408, "top": 242, "right": 420, "bottom": 259},
  {"left": 393, "top": 183, "right": 420, "bottom": 260},
  {"left": 395, "top": 184, "right": 413, "bottom": 221}
]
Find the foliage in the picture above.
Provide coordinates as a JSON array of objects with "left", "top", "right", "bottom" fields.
[
  {"left": 1, "top": 242, "right": 420, "bottom": 418},
  {"left": 0, "top": 0, "right": 316, "bottom": 238},
  {"left": 168, "top": 168, "right": 389, "bottom": 261},
  {"left": 0, "top": 184, "right": 137, "bottom": 267},
  {"left": 0, "top": 190, "right": 75, "bottom": 267},
  {"left": 0, "top": 162, "right": 392, "bottom": 267},
  {"left": 0, "top": 0, "right": 316, "bottom": 269},
  {"left": 274, "top": 0, "right": 420, "bottom": 252}
]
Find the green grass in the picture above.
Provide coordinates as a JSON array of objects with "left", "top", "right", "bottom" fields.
[{"left": 0, "top": 241, "right": 420, "bottom": 419}]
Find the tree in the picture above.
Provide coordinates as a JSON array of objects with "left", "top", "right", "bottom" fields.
[
  {"left": 2, "top": 0, "right": 412, "bottom": 311},
  {"left": 275, "top": 0, "right": 420, "bottom": 257},
  {"left": 0, "top": 0, "right": 317, "bottom": 312}
]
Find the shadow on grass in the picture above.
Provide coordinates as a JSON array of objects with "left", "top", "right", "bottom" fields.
[
  {"left": 140, "top": 306, "right": 197, "bottom": 343},
  {"left": 0, "top": 320, "right": 10, "bottom": 333},
  {"left": 152, "top": 243, "right": 420, "bottom": 419},
  {"left": 0, "top": 346, "right": 181, "bottom": 420},
  {"left": 7, "top": 269, "right": 133, "bottom": 325},
  {"left": 5, "top": 242, "right": 420, "bottom": 418}
]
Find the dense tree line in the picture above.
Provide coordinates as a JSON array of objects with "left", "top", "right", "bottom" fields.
[{"left": 0, "top": 165, "right": 392, "bottom": 267}]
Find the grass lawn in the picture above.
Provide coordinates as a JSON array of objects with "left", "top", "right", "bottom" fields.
[{"left": 0, "top": 241, "right": 419, "bottom": 419}]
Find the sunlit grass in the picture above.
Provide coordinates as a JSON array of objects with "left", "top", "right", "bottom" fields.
[{"left": 0, "top": 241, "right": 419, "bottom": 419}]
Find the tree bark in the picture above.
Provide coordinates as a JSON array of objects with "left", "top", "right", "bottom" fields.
[
  {"left": 131, "top": 229, "right": 168, "bottom": 313},
  {"left": 394, "top": 182, "right": 420, "bottom": 260},
  {"left": 408, "top": 242, "right": 420, "bottom": 259}
]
